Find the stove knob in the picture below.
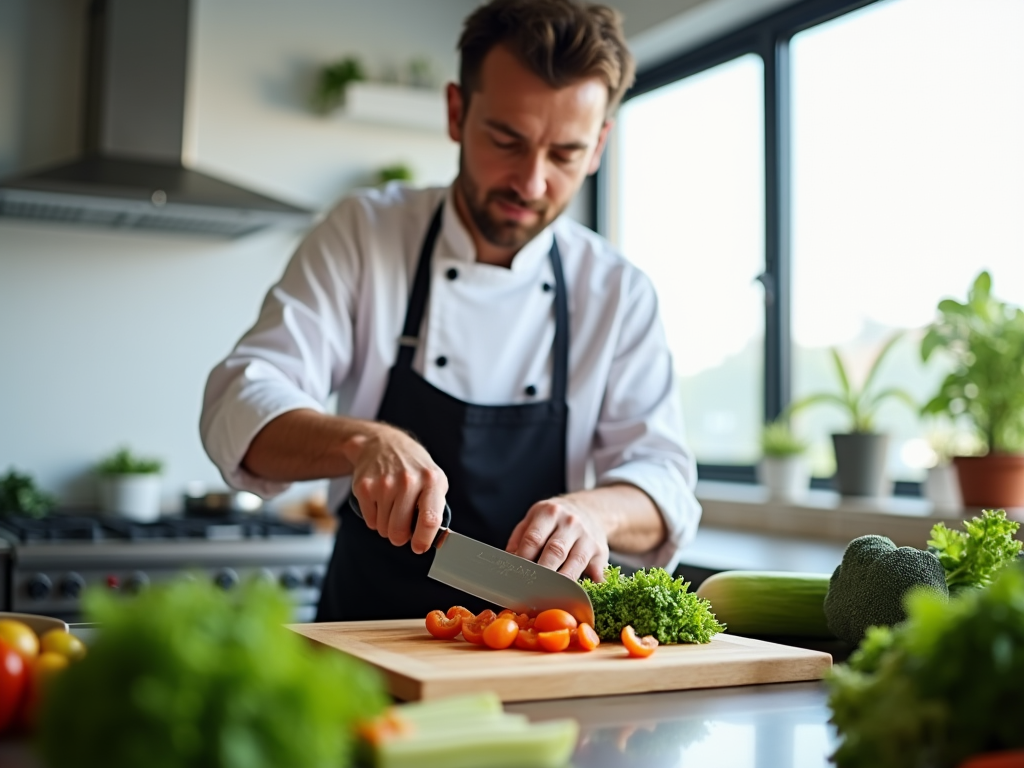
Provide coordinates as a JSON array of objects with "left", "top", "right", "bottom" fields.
[
  {"left": 124, "top": 571, "right": 150, "bottom": 595},
  {"left": 25, "top": 574, "right": 53, "bottom": 601},
  {"left": 279, "top": 569, "right": 302, "bottom": 590},
  {"left": 59, "top": 572, "right": 86, "bottom": 599},
  {"left": 214, "top": 568, "right": 239, "bottom": 591},
  {"left": 305, "top": 571, "right": 324, "bottom": 590}
]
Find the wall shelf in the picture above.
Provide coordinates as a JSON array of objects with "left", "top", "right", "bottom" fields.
[{"left": 334, "top": 82, "right": 447, "bottom": 133}]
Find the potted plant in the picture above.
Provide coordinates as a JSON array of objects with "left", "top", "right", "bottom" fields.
[
  {"left": 757, "top": 420, "right": 811, "bottom": 501},
  {"left": 96, "top": 448, "right": 164, "bottom": 523},
  {"left": 313, "top": 56, "right": 366, "bottom": 113},
  {"left": 790, "top": 332, "right": 916, "bottom": 497},
  {"left": 0, "top": 468, "right": 56, "bottom": 518},
  {"left": 921, "top": 271, "right": 1024, "bottom": 508}
]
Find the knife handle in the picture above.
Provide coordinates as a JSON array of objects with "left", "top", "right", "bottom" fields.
[{"left": 347, "top": 495, "right": 451, "bottom": 548}]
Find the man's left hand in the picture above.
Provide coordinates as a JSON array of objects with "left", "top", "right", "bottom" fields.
[{"left": 505, "top": 493, "right": 610, "bottom": 582}]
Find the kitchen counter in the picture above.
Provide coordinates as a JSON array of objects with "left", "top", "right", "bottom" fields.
[{"left": 0, "top": 680, "right": 836, "bottom": 768}]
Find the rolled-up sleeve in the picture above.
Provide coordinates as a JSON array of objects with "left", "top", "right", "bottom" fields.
[
  {"left": 200, "top": 207, "right": 361, "bottom": 497},
  {"left": 592, "top": 269, "right": 701, "bottom": 572}
]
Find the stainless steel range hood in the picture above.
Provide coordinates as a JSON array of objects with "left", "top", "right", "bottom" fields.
[{"left": 0, "top": 0, "right": 315, "bottom": 238}]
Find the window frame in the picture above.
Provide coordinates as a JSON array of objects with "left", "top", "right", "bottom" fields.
[{"left": 599, "top": 0, "right": 882, "bottom": 484}]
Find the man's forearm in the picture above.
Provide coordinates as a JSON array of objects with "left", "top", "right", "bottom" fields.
[
  {"left": 242, "top": 408, "right": 385, "bottom": 482},
  {"left": 566, "top": 484, "right": 667, "bottom": 554}
]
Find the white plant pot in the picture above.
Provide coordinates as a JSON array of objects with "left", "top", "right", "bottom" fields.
[
  {"left": 923, "top": 463, "right": 963, "bottom": 513},
  {"left": 99, "top": 474, "right": 162, "bottom": 523},
  {"left": 757, "top": 456, "right": 810, "bottom": 502}
]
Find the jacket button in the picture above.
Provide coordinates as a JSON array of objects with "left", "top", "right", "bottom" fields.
[
  {"left": 446, "top": 268, "right": 459, "bottom": 280},
  {"left": 436, "top": 356, "right": 448, "bottom": 367},
  {"left": 542, "top": 282, "right": 553, "bottom": 292},
  {"left": 524, "top": 385, "right": 537, "bottom": 397}
]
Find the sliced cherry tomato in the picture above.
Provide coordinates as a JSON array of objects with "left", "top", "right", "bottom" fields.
[
  {"left": 567, "top": 628, "right": 579, "bottom": 648},
  {"left": 534, "top": 609, "right": 578, "bottom": 633},
  {"left": 621, "top": 625, "right": 658, "bottom": 658},
  {"left": 483, "top": 617, "right": 519, "bottom": 650},
  {"left": 577, "top": 623, "right": 601, "bottom": 651},
  {"left": 425, "top": 609, "right": 463, "bottom": 639},
  {"left": 461, "top": 609, "right": 497, "bottom": 645},
  {"left": 537, "top": 628, "right": 571, "bottom": 653},
  {"left": 446, "top": 606, "right": 474, "bottom": 623},
  {"left": 514, "top": 628, "right": 540, "bottom": 651},
  {"left": 498, "top": 610, "right": 532, "bottom": 629},
  {"left": 0, "top": 638, "right": 27, "bottom": 733}
]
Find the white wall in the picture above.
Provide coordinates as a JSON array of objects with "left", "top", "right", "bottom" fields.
[{"left": 0, "top": 0, "right": 474, "bottom": 510}]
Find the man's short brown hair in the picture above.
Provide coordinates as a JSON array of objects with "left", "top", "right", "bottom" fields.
[{"left": 458, "top": 0, "right": 636, "bottom": 118}]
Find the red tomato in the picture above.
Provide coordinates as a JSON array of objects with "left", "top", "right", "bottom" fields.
[
  {"left": 0, "top": 638, "right": 27, "bottom": 733},
  {"left": 577, "top": 623, "right": 601, "bottom": 651},
  {"left": 621, "top": 625, "right": 658, "bottom": 658},
  {"left": 461, "top": 610, "right": 497, "bottom": 645},
  {"left": 425, "top": 610, "right": 463, "bottom": 640},
  {"left": 958, "top": 752, "right": 1024, "bottom": 768},
  {"left": 534, "top": 609, "right": 577, "bottom": 633},
  {"left": 537, "top": 628, "right": 571, "bottom": 653},
  {"left": 514, "top": 628, "right": 540, "bottom": 651},
  {"left": 482, "top": 618, "right": 519, "bottom": 650},
  {"left": 446, "top": 606, "right": 474, "bottom": 623}
]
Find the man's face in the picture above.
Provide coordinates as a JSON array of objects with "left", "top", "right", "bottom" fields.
[{"left": 448, "top": 45, "right": 612, "bottom": 251}]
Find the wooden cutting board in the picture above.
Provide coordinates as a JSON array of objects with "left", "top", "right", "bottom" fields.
[{"left": 289, "top": 620, "right": 832, "bottom": 702}]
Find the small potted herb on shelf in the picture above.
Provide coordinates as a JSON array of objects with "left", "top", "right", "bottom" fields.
[
  {"left": 96, "top": 447, "right": 164, "bottom": 523},
  {"left": 757, "top": 420, "right": 810, "bottom": 502},
  {"left": 790, "top": 332, "right": 917, "bottom": 497},
  {"left": 921, "top": 270, "right": 1024, "bottom": 508},
  {"left": 313, "top": 56, "right": 366, "bottom": 113}
]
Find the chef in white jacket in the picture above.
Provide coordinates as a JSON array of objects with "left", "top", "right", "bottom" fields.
[{"left": 200, "top": 0, "right": 701, "bottom": 621}]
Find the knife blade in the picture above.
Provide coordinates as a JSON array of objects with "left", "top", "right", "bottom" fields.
[{"left": 346, "top": 496, "right": 595, "bottom": 626}]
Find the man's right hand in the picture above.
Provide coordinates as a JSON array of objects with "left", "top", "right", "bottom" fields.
[{"left": 343, "top": 425, "right": 449, "bottom": 555}]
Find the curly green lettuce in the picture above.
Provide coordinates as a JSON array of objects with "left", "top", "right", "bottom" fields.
[
  {"left": 928, "top": 508, "right": 1022, "bottom": 594},
  {"left": 581, "top": 566, "right": 725, "bottom": 644}
]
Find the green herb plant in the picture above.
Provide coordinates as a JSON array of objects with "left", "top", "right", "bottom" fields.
[
  {"left": 37, "top": 579, "right": 386, "bottom": 768},
  {"left": 96, "top": 447, "right": 163, "bottom": 475},
  {"left": 826, "top": 564, "right": 1024, "bottom": 768},
  {"left": 788, "top": 332, "right": 917, "bottom": 433},
  {"left": 314, "top": 56, "right": 366, "bottom": 112},
  {"left": 921, "top": 270, "right": 1024, "bottom": 454},
  {"left": 580, "top": 566, "right": 725, "bottom": 645},
  {"left": 760, "top": 419, "right": 808, "bottom": 458},
  {"left": 377, "top": 163, "right": 414, "bottom": 185},
  {"left": 0, "top": 468, "right": 56, "bottom": 518},
  {"left": 927, "top": 508, "right": 1022, "bottom": 594}
]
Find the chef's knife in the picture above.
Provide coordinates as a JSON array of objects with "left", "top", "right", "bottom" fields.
[{"left": 347, "top": 496, "right": 595, "bottom": 626}]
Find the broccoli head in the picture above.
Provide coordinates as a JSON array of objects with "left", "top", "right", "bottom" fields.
[{"left": 824, "top": 535, "right": 948, "bottom": 645}]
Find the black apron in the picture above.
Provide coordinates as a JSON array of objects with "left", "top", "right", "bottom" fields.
[{"left": 316, "top": 204, "right": 570, "bottom": 621}]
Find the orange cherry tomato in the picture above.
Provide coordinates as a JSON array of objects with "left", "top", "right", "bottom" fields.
[
  {"left": 425, "top": 610, "right": 463, "bottom": 640},
  {"left": 537, "top": 628, "right": 571, "bottom": 653},
  {"left": 577, "top": 623, "right": 601, "bottom": 651},
  {"left": 461, "top": 609, "right": 497, "bottom": 645},
  {"left": 514, "top": 628, "right": 540, "bottom": 651},
  {"left": 446, "top": 606, "right": 475, "bottom": 623},
  {"left": 621, "top": 625, "right": 658, "bottom": 658},
  {"left": 483, "top": 617, "right": 520, "bottom": 650},
  {"left": 498, "top": 610, "right": 532, "bottom": 629},
  {"left": 534, "top": 609, "right": 577, "bottom": 633}
]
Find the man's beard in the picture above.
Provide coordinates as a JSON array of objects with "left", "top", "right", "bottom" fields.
[{"left": 456, "top": 151, "right": 563, "bottom": 250}]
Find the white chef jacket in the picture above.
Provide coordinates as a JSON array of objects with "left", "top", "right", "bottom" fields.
[{"left": 200, "top": 183, "right": 701, "bottom": 571}]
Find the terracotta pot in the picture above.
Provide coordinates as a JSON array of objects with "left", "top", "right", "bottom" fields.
[{"left": 953, "top": 453, "right": 1024, "bottom": 509}]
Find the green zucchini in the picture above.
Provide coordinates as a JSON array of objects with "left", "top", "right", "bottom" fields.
[{"left": 694, "top": 571, "right": 834, "bottom": 638}]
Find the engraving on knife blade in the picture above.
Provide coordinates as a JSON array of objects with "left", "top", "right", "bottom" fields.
[{"left": 476, "top": 550, "right": 538, "bottom": 586}]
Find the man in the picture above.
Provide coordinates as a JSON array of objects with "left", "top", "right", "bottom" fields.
[{"left": 201, "top": 0, "right": 701, "bottom": 622}]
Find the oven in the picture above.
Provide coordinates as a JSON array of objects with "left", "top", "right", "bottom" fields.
[{"left": 0, "top": 514, "right": 333, "bottom": 623}]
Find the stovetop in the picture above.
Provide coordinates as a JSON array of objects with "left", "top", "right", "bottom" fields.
[{"left": 0, "top": 513, "right": 314, "bottom": 545}]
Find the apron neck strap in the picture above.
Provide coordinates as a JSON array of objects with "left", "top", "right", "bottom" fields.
[{"left": 397, "top": 202, "right": 569, "bottom": 404}]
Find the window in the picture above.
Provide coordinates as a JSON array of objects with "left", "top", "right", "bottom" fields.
[
  {"left": 606, "top": 0, "right": 1024, "bottom": 486},
  {"left": 613, "top": 54, "right": 765, "bottom": 464}
]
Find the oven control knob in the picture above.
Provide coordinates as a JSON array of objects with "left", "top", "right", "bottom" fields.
[
  {"left": 214, "top": 568, "right": 238, "bottom": 591},
  {"left": 279, "top": 569, "right": 302, "bottom": 590},
  {"left": 59, "top": 572, "right": 86, "bottom": 599},
  {"left": 26, "top": 574, "right": 53, "bottom": 601},
  {"left": 124, "top": 571, "right": 150, "bottom": 594},
  {"left": 305, "top": 571, "right": 324, "bottom": 590}
]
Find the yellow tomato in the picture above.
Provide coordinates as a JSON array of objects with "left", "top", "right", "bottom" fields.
[
  {"left": 0, "top": 619, "right": 39, "bottom": 661},
  {"left": 40, "top": 630, "right": 87, "bottom": 662},
  {"left": 33, "top": 651, "right": 69, "bottom": 681}
]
